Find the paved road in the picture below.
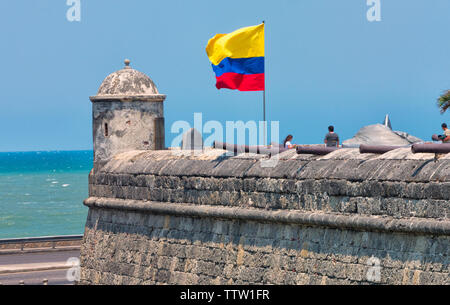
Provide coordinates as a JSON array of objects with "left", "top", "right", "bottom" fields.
[
  {"left": 0, "top": 250, "right": 80, "bottom": 285},
  {"left": 0, "top": 269, "right": 72, "bottom": 285},
  {"left": 0, "top": 250, "right": 80, "bottom": 266}
]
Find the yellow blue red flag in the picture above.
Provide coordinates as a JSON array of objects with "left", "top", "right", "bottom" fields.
[{"left": 206, "top": 23, "right": 265, "bottom": 91}]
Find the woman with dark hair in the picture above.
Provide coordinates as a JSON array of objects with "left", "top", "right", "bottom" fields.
[{"left": 283, "top": 135, "right": 296, "bottom": 149}]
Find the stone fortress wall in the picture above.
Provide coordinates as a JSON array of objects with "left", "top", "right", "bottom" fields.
[
  {"left": 79, "top": 148, "right": 450, "bottom": 285},
  {"left": 79, "top": 60, "right": 449, "bottom": 285}
]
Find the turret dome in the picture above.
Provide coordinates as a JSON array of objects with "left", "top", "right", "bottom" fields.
[{"left": 91, "top": 59, "right": 165, "bottom": 101}]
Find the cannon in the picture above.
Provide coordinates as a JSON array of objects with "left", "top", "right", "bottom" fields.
[
  {"left": 296, "top": 146, "right": 340, "bottom": 155},
  {"left": 213, "top": 141, "right": 288, "bottom": 155},
  {"left": 359, "top": 144, "right": 405, "bottom": 154},
  {"left": 411, "top": 143, "right": 450, "bottom": 154}
]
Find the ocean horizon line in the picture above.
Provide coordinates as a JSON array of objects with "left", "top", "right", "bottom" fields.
[{"left": 0, "top": 149, "right": 93, "bottom": 154}]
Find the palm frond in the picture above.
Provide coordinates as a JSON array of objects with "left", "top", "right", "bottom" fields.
[{"left": 437, "top": 90, "right": 450, "bottom": 114}]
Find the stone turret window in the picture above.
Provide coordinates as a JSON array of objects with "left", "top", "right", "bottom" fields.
[{"left": 104, "top": 123, "right": 109, "bottom": 137}]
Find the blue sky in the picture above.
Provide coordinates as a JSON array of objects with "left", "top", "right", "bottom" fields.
[{"left": 0, "top": 0, "right": 449, "bottom": 151}]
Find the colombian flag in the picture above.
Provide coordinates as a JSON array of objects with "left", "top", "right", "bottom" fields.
[{"left": 206, "top": 23, "right": 265, "bottom": 91}]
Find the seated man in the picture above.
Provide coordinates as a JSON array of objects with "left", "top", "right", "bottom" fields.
[
  {"left": 440, "top": 123, "right": 450, "bottom": 143},
  {"left": 324, "top": 125, "right": 339, "bottom": 147}
]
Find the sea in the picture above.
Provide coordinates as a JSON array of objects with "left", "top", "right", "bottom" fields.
[{"left": 0, "top": 150, "right": 93, "bottom": 239}]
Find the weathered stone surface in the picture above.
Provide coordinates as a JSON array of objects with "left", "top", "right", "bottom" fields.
[
  {"left": 83, "top": 197, "right": 450, "bottom": 235},
  {"left": 98, "top": 148, "right": 450, "bottom": 182},
  {"left": 88, "top": 172, "right": 450, "bottom": 219},
  {"left": 80, "top": 148, "right": 450, "bottom": 285},
  {"left": 92, "top": 101, "right": 164, "bottom": 162},
  {"left": 80, "top": 208, "right": 449, "bottom": 285}
]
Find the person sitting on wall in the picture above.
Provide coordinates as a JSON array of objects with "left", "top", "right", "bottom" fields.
[
  {"left": 439, "top": 123, "right": 450, "bottom": 143},
  {"left": 324, "top": 125, "right": 340, "bottom": 147},
  {"left": 283, "top": 135, "right": 297, "bottom": 149}
]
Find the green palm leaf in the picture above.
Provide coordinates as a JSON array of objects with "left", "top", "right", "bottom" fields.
[{"left": 438, "top": 90, "right": 450, "bottom": 114}]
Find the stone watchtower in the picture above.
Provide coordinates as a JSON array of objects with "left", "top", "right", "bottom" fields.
[{"left": 90, "top": 59, "right": 166, "bottom": 165}]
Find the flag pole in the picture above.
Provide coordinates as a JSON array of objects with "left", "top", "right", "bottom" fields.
[
  {"left": 263, "top": 81, "right": 266, "bottom": 146},
  {"left": 262, "top": 21, "right": 266, "bottom": 146}
]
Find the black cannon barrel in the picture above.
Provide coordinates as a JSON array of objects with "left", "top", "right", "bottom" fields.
[
  {"left": 359, "top": 144, "right": 404, "bottom": 154},
  {"left": 411, "top": 143, "right": 450, "bottom": 154},
  {"left": 296, "top": 146, "right": 340, "bottom": 155},
  {"left": 213, "top": 141, "right": 249, "bottom": 153},
  {"left": 213, "top": 141, "right": 288, "bottom": 155}
]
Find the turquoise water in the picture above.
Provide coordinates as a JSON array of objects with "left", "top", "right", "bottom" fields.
[{"left": 0, "top": 151, "right": 93, "bottom": 239}]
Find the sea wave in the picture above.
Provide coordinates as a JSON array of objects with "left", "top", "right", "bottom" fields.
[{"left": 0, "top": 151, "right": 91, "bottom": 238}]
